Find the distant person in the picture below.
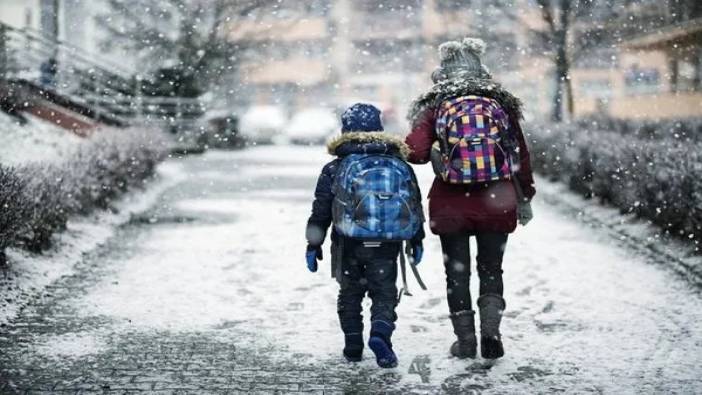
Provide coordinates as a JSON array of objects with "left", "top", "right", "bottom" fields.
[
  {"left": 40, "top": 57, "right": 58, "bottom": 88},
  {"left": 405, "top": 38, "right": 536, "bottom": 360},
  {"left": 305, "top": 103, "right": 425, "bottom": 368}
]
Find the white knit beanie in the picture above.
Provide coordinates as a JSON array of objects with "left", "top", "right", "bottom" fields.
[{"left": 432, "top": 37, "right": 491, "bottom": 82}]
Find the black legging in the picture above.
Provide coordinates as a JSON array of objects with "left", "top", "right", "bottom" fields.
[{"left": 440, "top": 232, "right": 508, "bottom": 314}]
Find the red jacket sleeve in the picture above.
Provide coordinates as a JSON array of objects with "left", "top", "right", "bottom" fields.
[
  {"left": 512, "top": 119, "right": 536, "bottom": 200},
  {"left": 405, "top": 109, "right": 437, "bottom": 164}
]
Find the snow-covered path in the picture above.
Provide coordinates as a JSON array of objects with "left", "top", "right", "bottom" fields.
[{"left": 1, "top": 145, "right": 701, "bottom": 393}]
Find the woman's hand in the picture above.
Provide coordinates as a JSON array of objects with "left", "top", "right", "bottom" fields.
[{"left": 517, "top": 200, "right": 533, "bottom": 226}]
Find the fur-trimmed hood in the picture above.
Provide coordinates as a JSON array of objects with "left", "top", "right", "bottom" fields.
[
  {"left": 407, "top": 76, "right": 523, "bottom": 126},
  {"left": 327, "top": 131, "right": 411, "bottom": 159}
]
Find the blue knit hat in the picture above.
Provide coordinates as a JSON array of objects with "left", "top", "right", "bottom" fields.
[{"left": 341, "top": 103, "right": 384, "bottom": 133}]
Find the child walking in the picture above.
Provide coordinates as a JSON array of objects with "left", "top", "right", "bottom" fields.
[{"left": 305, "top": 103, "right": 425, "bottom": 368}]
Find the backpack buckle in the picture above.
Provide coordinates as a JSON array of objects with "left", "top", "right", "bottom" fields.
[{"left": 376, "top": 193, "right": 392, "bottom": 200}]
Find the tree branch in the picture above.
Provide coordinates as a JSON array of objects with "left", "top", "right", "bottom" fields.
[{"left": 535, "top": 0, "right": 556, "bottom": 33}]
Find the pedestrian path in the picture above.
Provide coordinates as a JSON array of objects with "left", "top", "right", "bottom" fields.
[{"left": 1, "top": 146, "right": 701, "bottom": 393}]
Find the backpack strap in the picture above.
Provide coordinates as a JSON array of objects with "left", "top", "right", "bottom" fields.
[
  {"left": 407, "top": 243, "right": 428, "bottom": 291},
  {"left": 398, "top": 241, "right": 412, "bottom": 304},
  {"left": 397, "top": 241, "right": 428, "bottom": 304},
  {"left": 512, "top": 173, "right": 526, "bottom": 202},
  {"left": 496, "top": 109, "right": 521, "bottom": 166}
]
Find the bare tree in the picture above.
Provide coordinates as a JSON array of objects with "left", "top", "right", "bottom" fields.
[
  {"left": 535, "top": 0, "right": 586, "bottom": 122},
  {"left": 478, "top": 0, "right": 597, "bottom": 121},
  {"left": 494, "top": 0, "right": 701, "bottom": 121},
  {"left": 97, "top": 0, "right": 282, "bottom": 96}
]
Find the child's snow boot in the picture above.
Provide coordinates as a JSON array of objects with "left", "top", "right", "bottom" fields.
[
  {"left": 449, "top": 310, "right": 477, "bottom": 359},
  {"left": 478, "top": 294, "right": 506, "bottom": 359},
  {"left": 368, "top": 320, "right": 398, "bottom": 368},
  {"left": 343, "top": 333, "right": 364, "bottom": 362}
]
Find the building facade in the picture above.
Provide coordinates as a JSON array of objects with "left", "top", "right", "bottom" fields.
[
  {"left": 228, "top": 0, "right": 539, "bottom": 128},
  {"left": 0, "top": 0, "right": 132, "bottom": 71},
  {"left": 229, "top": 0, "right": 701, "bottom": 123},
  {"left": 572, "top": 18, "right": 702, "bottom": 120}
]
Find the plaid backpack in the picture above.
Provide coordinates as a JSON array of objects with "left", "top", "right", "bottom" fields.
[
  {"left": 332, "top": 154, "right": 423, "bottom": 241},
  {"left": 434, "top": 95, "right": 517, "bottom": 184}
]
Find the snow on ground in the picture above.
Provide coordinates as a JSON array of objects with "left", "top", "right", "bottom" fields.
[
  {"left": 59, "top": 145, "right": 702, "bottom": 392},
  {"left": 536, "top": 176, "right": 702, "bottom": 285},
  {"left": 0, "top": 112, "right": 84, "bottom": 165},
  {"left": 33, "top": 332, "right": 106, "bottom": 360},
  {"left": 0, "top": 161, "right": 185, "bottom": 326}
]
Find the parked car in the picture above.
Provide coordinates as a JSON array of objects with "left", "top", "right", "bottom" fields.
[
  {"left": 239, "top": 105, "right": 287, "bottom": 144},
  {"left": 286, "top": 108, "right": 338, "bottom": 145},
  {"left": 206, "top": 111, "right": 241, "bottom": 149}
]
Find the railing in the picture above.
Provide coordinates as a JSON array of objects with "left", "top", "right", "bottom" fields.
[{"left": 0, "top": 22, "right": 204, "bottom": 128}]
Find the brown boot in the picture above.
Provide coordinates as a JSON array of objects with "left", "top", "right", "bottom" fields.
[{"left": 449, "top": 310, "right": 477, "bottom": 359}]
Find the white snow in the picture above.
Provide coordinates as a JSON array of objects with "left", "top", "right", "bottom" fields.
[
  {"left": 238, "top": 105, "right": 287, "bottom": 143},
  {"left": 0, "top": 112, "right": 85, "bottom": 165},
  {"left": 286, "top": 108, "right": 337, "bottom": 143},
  {"left": 0, "top": 161, "right": 185, "bottom": 326},
  {"left": 69, "top": 145, "right": 702, "bottom": 392},
  {"left": 33, "top": 332, "right": 105, "bottom": 360}
]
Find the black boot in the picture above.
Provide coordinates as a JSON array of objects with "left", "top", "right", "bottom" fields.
[
  {"left": 449, "top": 310, "right": 477, "bottom": 359},
  {"left": 478, "top": 294, "right": 506, "bottom": 359},
  {"left": 343, "top": 333, "right": 363, "bottom": 362}
]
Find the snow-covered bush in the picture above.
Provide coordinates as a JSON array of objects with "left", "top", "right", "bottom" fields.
[
  {"left": 528, "top": 118, "right": 702, "bottom": 247},
  {"left": 0, "top": 167, "right": 27, "bottom": 265},
  {"left": 0, "top": 128, "right": 168, "bottom": 262},
  {"left": 16, "top": 165, "right": 70, "bottom": 252}
]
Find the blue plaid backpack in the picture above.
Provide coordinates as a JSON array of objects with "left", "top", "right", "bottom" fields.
[{"left": 332, "top": 154, "right": 423, "bottom": 241}]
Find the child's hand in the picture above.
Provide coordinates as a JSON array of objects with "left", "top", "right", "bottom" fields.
[
  {"left": 409, "top": 241, "right": 423, "bottom": 265},
  {"left": 306, "top": 244, "right": 323, "bottom": 272}
]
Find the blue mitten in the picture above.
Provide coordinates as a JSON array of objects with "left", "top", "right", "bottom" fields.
[
  {"left": 306, "top": 244, "right": 322, "bottom": 272},
  {"left": 410, "top": 242, "right": 423, "bottom": 265}
]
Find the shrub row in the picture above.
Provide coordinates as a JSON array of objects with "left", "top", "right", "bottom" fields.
[
  {"left": 527, "top": 118, "right": 702, "bottom": 248},
  {"left": 568, "top": 117, "right": 702, "bottom": 142},
  {"left": 0, "top": 128, "right": 168, "bottom": 265}
]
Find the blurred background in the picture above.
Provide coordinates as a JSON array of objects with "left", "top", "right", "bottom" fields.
[{"left": 1, "top": 0, "right": 700, "bottom": 148}]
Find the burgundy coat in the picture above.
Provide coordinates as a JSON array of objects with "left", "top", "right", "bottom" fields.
[{"left": 405, "top": 108, "right": 536, "bottom": 235}]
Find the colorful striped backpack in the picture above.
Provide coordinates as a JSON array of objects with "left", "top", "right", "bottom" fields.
[
  {"left": 332, "top": 154, "right": 423, "bottom": 241},
  {"left": 433, "top": 95, "right": 517, "bottom": 184}
]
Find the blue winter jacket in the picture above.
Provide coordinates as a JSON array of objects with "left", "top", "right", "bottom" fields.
[{"left": 305, "top": 132, "right": 425, "bottom": 248}]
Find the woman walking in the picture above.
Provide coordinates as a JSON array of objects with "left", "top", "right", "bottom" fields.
[{"left": 405, "top": 38, "right": 536, "bottom": 359}]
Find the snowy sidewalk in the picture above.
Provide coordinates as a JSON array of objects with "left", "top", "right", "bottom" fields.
[{"left": 1, "top": 145, "right": 701, "bottom": 393}]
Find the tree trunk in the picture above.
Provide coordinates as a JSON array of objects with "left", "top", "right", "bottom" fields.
[
  {"left": 552, "top": 0, "right": 573, "bottom": 122},
  {"left": 565, "top": 71, "right": 575, "bottom": 118},
  {"left": 552, "top": 67, "right": 563, "bottom": 122},
  {"left": 0, "top": 25, "right": 6, "bottom": 79},
  {"left": 551, "top": 31, "right": 568, "bottom": 122}
]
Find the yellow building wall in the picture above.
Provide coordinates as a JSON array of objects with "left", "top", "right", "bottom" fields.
[
  {"left": 571, "top": 48, "right": 702, "bottom": 119},
  {"left": 227, "top": 17, "right": 328, "bottom": 42},
  {"left": 612, "top": 93, "right": 702, "bottom": 119},
  {"left": 243, "top": 58, "right": 329, "bottom": 86}
]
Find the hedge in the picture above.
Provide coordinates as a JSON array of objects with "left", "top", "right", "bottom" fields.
[
  {"left": 0, "top": 128, "right": 168, "bottom": 265},
  {"left": 528, "top": 118, "right": 702, "bottom": 249}
]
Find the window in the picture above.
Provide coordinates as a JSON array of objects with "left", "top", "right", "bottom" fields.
[
  {"left": 579, "top": 79, "right": 612, "bottom": 98},
  {"left": 624, "top": 65, "right": 660, "bottom": 95},
  {"left": 435, "top": 0, "right": 472, "bottom": 11},
  {"left": 674, "top": 58, "right": 701, "bottom": 92}
]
